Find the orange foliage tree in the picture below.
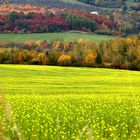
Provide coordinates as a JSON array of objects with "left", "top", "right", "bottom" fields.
[
  {"left": 58, "top": 54, "right": 72, "bottom": 66},
  {"left": 85, "top": 50, "right": 96, "bottom": 66}
]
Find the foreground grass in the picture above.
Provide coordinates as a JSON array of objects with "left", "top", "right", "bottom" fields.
[
  {"left": 0, "top": 65, "right": 140, "bottom": 139},
  {"left": 0, "top": 32, "right": 113, "bottom": 42}
]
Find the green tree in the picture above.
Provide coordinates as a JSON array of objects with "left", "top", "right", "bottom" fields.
[
  {"left": 95, "top": 52, "right": 102, "bottom": 64},
  {"left": 9, "top": 12, "right": 20, "bottom": 23}
]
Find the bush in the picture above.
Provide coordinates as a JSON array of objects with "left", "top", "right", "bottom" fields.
[
  {"left": 95, "top": 30, "right": 113, "bottom": 35},
  {"left": 95, "top": 52, "right": 102, "bottom": 65},
  {"left": 58, "top": 54, "right": 72, "bottom": 66},
  {"left": 85, "top": 52, "right": 96, "bottom": 66},
  {"left": 48, "top": 51, "right": 58, "bottom": 65},
  {"left": 37, "top": 53, "right": 49, "bottom": 65}
]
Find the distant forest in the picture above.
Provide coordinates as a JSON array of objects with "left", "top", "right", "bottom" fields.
[{"left": 78, "top": 0, "right": 140, "bottom": 8}]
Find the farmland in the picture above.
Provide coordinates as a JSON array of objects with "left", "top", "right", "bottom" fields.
[
  {"left": 0, "top": 0, "right": 139, "bottom": 139},
  {"left": 0, "top": 32, "right": 114, "bottom": 42},
  {"left": 0, "top": 65, "right": 140, "bottom": 139}
]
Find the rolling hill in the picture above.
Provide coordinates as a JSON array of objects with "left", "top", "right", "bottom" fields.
[
  {"left": 0, "top": 0, "right": 115, "bottom": 12},
  {"left": 0, "top": 0, "right": 139, "bottom": 34},
  {"left": 0, "top": 0, "right": 139, "bottom": 11}
]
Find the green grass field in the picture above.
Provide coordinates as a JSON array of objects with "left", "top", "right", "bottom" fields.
[
  {"left": 0, "top": 32, "right": 113, "bottom": 42},
  {"left": 0, "top": 65, "right": 140, "bottom": 139}
]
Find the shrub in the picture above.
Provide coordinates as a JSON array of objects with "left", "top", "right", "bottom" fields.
[
  {"left": 58, "top": 54, "right": 72, "bottom": 66},
  {"left": 52, "top": 41, "right": 63, "bottom": 51},
  {"left": 37, "top": 53, "right": 49, "bottom": 65},
  {"left": 35, "top": 41, "right": 41, "bottom": 48},
  {"left": 64, "top": 40, "right": 70, "bottom": 52},
  {"left": 95, "top": 52, "right": 102, "bottom": 65},
  {"left": 18, "top": 52, "right": 23, "bottom": 62},
  {"left": 78, "top": 39, "right": 86, "bottom": 46},
  {"left": 48, "top": 51, "right": 58, "bottom": 65},
  {"left": 85, "top": 51, "right": 96, "bottom": 66}
]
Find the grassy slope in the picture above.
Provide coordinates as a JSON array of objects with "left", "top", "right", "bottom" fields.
[
  {"left": 0, "top": 32, "right": 114, "bottom": 42},
  {"left": 0, "top": 65, "right": 140, "bottom": 139},
  {"left": 0, "top": 65, "right": 140, "bottom": 95}
]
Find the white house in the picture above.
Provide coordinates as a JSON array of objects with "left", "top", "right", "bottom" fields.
[{"left": 90, "top": 11, "right": 99, "bottom": 15}]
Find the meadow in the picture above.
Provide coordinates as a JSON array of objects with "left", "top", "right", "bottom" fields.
[
  {"left": 0, "top": 32, "right": 113, "bottom": 42},
  {"left": 0, "top": 64, "right": 140, "bottom": 139}
]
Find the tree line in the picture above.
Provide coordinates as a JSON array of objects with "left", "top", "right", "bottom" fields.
[
  {"left": 78, "top": 0, "right": 126, "bottom": 8},
  {"left": 0, "top": 34, "right": 140, "bottom": 70}
]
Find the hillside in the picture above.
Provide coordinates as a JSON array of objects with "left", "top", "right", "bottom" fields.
[
  {"left": 0, "top": 0, "right": 139, "bottom": 34},
  {"left": 79, "top": 0, "right": 126, "bottom": 8},
  {"left": 0, "top": 4, "right": 118, "bottom": 34},
  {"left": 78, "top": 0, "right": 140, "bottom": 9},
  {"left": 0, "top": 0, "right": 139, "bottom": 10},
  {"left": 0, "top": 0, "right": 114, "bottom": 12}
]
